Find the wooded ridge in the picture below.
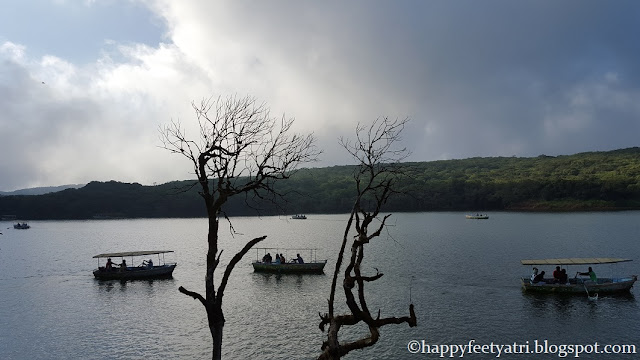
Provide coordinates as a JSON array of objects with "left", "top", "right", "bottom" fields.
[{"left": 3, "top": 147, "right": 640, "bottom": 219}]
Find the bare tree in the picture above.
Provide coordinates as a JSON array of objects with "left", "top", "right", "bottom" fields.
[
  {"left": 160, "top": 95, "right": 320, "bottom": 360},
  {"left": 318, "top": 117, "right": 417, "bottom": 360}
]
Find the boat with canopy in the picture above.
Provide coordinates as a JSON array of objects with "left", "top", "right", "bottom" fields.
[
  {"left": 93, "top": 250, "right": 177, "bottom": 280},
  {"left": 465, "top": 214, "right": 489, "bottom": 219},
  {"left": 521, "top": 257, "right": 637, "bottom": 295},
  {"left": 252, "top": 248, "right": 327, "bottom": 274}
]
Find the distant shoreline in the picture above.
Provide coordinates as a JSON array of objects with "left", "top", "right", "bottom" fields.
[{"left": 3, "top": 147, "right": 640, "bottom": 219}]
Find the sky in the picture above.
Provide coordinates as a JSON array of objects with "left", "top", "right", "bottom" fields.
[{"left": 1, "top": 0, "right": 640, "bottom": 191}]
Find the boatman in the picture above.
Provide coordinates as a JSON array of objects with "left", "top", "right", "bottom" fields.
[{"left": 578, "top": 267, "right": 597, "bottom": 282}]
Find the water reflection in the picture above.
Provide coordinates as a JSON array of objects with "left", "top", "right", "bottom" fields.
[
  {"left": 252, "top": 272, "right": 325, "bottom": 285},
  {"left": 94, "top": 278, "right": 176, "bottom": 293},
  {"left": 522, "top": 291, "right": 636, "bottom": 319}
]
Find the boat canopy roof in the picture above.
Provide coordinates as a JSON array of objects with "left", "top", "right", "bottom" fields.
[
  {"left": 521, "top": 257, "right": 632, "bottom": 266},
  {"left": 93, "top": 250, "right": 174, "bottom": 258}
]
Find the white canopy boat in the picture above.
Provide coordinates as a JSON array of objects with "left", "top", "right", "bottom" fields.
[
  {"left": 521, "top": 257, "right": 637, "bottom": 295},
  {"left": 252, "top": 248, "right": 326, "bottom": 274},
  {"left": 93, "top": 250, "right": 177, "bottom": 280}
]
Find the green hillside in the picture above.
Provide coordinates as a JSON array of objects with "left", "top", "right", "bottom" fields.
[{"left": 2, "top": 147, "right": 640, "bottom": 219}]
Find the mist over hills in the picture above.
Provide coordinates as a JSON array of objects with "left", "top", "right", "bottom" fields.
[
  {"left": 2, "top": 147, "right": 640, "bottom": 220},
  {"left": 0, "top": 184, "right": 85, "bottom": 196}
]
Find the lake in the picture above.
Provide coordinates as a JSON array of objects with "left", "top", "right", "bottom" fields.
[{"left": 1, "top": 212, "right": 639, "bottom": 359}]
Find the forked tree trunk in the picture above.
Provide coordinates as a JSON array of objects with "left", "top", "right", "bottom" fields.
[
  {"left": 162, "top": 95, "right": 319, "bottom": 359},
  {"left": 208, "top": 304, "right": 224, "bottom": 360},
  {"left": 207, "top": 217, "right": 223, "bottom": 360}
]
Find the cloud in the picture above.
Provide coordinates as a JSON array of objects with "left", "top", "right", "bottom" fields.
[{"left": 2, "top": 0, "right": 640, "bottom": 191}]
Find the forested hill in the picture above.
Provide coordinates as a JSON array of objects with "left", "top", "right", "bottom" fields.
[{"left": 2, "top": 147, "right": 640, "bottom": 219}]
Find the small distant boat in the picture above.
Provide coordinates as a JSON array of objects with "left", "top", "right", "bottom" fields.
[
  {"left": 252, "top": 248, "right": 326, "bottom": 274},
  {"left": 291, "top": 214, "right": 307, "bottom": 220},
  {"left": 466, "top": 214, "right": 489, "bottom": 219},
  {"left": 93, "top": 250, "right": 177, "bottom": 280},
  {"left": 521, "top": 257, "right": 637, "bottom": 295},
  {"left": 13, "top": 222, "right": 31, "bottom": 229}
]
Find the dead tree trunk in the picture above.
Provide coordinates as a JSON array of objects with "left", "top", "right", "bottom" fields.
[
  {"left": 161, "top": 95, "right": 319, "bottom": 359},
  {"left": 319, "top": 117, "right": 417, "bottom": 360}
]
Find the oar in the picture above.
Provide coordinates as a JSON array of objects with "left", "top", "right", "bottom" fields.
[{"left": 581, "top": 278, "right": 598, "bottom": 300}]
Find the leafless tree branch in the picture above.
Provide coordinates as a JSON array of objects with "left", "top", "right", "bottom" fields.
[
  {"left": 160, "top": 95, "right": 320, "bottom": 360},
  {"left": 319, "top": 116, "right": 416, "bottom": 360}
]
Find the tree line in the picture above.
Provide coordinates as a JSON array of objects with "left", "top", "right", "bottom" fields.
[{"left": 2, "top": 147, "right": 640, "bottom": 220}]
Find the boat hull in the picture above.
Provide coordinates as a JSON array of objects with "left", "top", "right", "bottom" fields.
[
  {"left": 466, "top": 215, "right": 488, "bottom": 219},
  {"left": 252, "top": 261, "right": 327, "bottom": 274},
  {"left": 93, "top": 264, "right": 176, "bottom": 280},
  {"left": 521, "top": 276, "right": 637, "bottom": 295}
]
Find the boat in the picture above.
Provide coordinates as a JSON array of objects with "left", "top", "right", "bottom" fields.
[
  {"left": 252, "top": 248, "right": 327, "bottom": 274},
  {"left": 13, "top": 222, "right": 30, "bottom": 229},
  {"left": 93, "top": 250, "right": 177, "bottom": 280},
  {"left": 291, "top": 214, "right": 307, "bottom": 220},
  {"left": 521, "top": 258, "right": 637, "bottom": 295},
  {"left": 466, "top": 214, "right": 489, "bottom": 219}
]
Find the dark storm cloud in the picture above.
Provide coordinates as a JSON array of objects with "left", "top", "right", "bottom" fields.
[{"left": 1, "top": 0, "right": 640, "bottom": 190}]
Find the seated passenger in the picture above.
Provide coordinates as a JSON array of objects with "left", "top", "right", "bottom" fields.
[
  {"left": 296, "top": 254, "right": 304, "bottom": 264},
  {"left": 120, "top": 259, "right": 127, "bottom": 271},
  {"left": 552, "top": 266, "right": 562, "bottom": 283},
  {"left": 559, "top": 269, "right": 568, "bottom": 284},
  {"left": 532, "top": 271, "right": 546, "bottom": 284}
]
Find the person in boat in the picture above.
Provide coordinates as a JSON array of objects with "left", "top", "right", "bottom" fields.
[
  {"left": 553, "top": 266, "right": 562, "bottom": 283},
  {"left": 120, "top": 259, "right": 127, "bottom": 271},
  {"left": 105, "top": 258, "right": 114, "bottom": 271},
  {"left": 532, "top": 271, "right": 545, "bottom": 284},
  {"left": 578, "top": 267, "right": 597, "bottom": 282},
  {"left": 274, "top": 254, "right": 281, "bottom": 264},
  {"left": 530, "top": 267, "right": 539, "bottom": 282},
  {"left": 280, "top": 253, "right": 286, "bottom": 264},
  {"left": 559, "top": 269, "right": 568, "bottom": 284},
  {"left": 296, "top": 253, "right": 304, "bottom": 264},
  {"left": 142, "top": 259, "right": 154, "bottom": 269}
]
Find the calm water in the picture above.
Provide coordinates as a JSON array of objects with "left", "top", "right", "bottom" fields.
[{"left": 1, "top": 212, "right": 639, "bottom": 359}]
